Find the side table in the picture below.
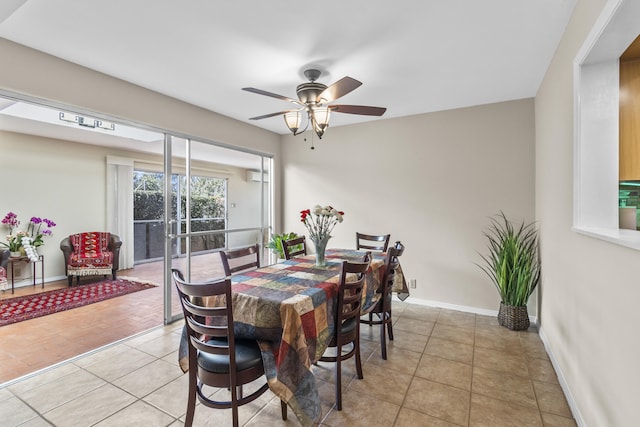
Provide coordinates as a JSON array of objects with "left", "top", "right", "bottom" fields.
[{"left": 8, "top": 254, "right": 44, "bottom": 294}]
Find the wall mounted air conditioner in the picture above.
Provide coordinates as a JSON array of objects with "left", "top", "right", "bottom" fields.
[{"left": 246, "top": 170, "right": 269, "bottom": 183}]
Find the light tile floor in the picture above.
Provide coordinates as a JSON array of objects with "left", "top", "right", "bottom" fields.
[{"left": 0, "top": 301, "right": 577, "bottom": 426}]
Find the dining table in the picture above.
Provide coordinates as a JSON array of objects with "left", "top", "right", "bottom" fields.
[{"left": 178, "top": 248, "right": 408, "bottom": 426}]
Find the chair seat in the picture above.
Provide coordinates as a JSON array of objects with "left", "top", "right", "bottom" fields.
[
  {"left": 68, "top": 251, "right": 114, "bottom": 269},
  {"left": 340, "top": 317, "right": 358, "bottom": 334},
  {"left": 198, "top": 338, "right": 263, "bottom": 374}
]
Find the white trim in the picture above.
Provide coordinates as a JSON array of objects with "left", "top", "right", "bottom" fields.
[
  {"left": 573, "top": 225, "right": 640, "bottom": 250},
  {"left": 538, "top": 326, "right": 586, "bottom": 427}
]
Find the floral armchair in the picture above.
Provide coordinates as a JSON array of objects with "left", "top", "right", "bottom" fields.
[
  {"left": 60, "top": 232, "right": 122, "bottom": 286},
  {"left": 0, "top": 249, "right": 8, "bottom": 290}
]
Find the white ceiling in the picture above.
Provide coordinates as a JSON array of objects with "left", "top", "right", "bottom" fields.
[{"left": 0, "top": 0, "right": 577, "bottom": 136}]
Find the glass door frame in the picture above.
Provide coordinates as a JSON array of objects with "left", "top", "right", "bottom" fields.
[
  {"left": 162, "top": 135, "right": 274, "bottom": 324},
  {"left": 0, "top": 89, "right": 274, "bottom": 326}
]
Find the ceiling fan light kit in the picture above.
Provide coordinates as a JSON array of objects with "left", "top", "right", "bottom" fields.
[{"left": 243, "top": 68, "right": 386, "bottom": 147}]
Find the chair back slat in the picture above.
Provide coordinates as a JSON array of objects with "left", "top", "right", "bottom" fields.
[
  {"left": 379, "top": 241, "right": 405, "bottom": 309},
  {"left": 172, "top": 269, "right": 235, "bottom": 361},
  {"left": 336, "top": 252, "right": 371, "bottom": 326},
  {"left": 356, "top": 232, "right": 390, "bottom": 252},
  {"left": 282, "top": 236, "right": 307, "bottom": 259},
  {"left": 220, "top": 244, "right": 260, "bottom": 276}
]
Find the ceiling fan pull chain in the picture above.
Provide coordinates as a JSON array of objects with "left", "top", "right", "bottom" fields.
[{"left": 304, "top": 129, "right": 315, "bottom": 150}]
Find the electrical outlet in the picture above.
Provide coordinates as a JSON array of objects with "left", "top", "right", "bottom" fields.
[{"left": 409, "top": 279, "right": 417, "bottom": 289}]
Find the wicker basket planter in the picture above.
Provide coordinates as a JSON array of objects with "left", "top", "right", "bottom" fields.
[{"left": 497, "top": 302, "right": 530, "bottom": 331}]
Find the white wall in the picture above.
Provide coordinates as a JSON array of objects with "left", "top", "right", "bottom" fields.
[
  {"left": 282, "top": 98, "right": 536, "bottom": 314},
  {"left": 536, "top": 0, "right": 640, "bottom": 425},
  {"left": 0, "top": 131, "right": 108, "bottom": 281},
  {"left": 226, "top": 170, "right": 267, "bottom": 248}
]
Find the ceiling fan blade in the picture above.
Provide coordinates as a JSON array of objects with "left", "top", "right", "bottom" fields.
[
  {"left": 242, "top": 87, "right": 301, "bottom": 105},
  {"left": 329, "top": 105, "right": 387, "bottom": 116},
  {"left": 318, "top": 77, "right": 362, "bottom": 103},
  {"left": 249, "top": 110, "right": 296, "bottom": 120}
]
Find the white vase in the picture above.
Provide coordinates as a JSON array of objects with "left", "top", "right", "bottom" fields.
[{"left": 10, "top": 251, "right": 21, "bottom": 258}]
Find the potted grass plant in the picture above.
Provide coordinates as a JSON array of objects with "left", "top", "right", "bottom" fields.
[
  {"left": 266, "top": 232, "right": 300, "bottom": 259},
  {"left": 477, "top": 212, "right": 540, "bottom": 330}
]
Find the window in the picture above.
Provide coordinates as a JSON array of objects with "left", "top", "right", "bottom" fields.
[
  {"left": 134, "top": 170, "right": 227, "bottom": 262},
  {"left": 574, "top": 0, "right": 640, "bottom": 250}
]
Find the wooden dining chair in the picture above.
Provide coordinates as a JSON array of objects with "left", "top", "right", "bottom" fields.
[
  {"left": 172, "top": 269, "right": 286, "bottom": 427},
  {"left": 355, "top": 232, "right": 391, "bottom": 252},
  {"left": 282, "top": 236, "right": 307, "bottom": 260},
  {"left": 220, "top": 243, "right": 260, "bottom": 276},
  {"left": 319, "top": 252, "right": 371, "bottom": 410},
  {"left": 360, "top": 241, "right": 405, "bottom": 360}
]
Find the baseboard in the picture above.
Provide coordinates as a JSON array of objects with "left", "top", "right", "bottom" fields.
[
  {"left": 3, "top": 274, "right": 67, "bottom": 291},
  {"left": 394, "top": 295, "right": 538, "bottom": 325},
  {"left": 538, "top": 326, "right": 585, "bottom": 427}
]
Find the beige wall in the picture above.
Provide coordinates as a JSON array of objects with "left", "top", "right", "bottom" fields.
[
  {"left": 536, "top": 0, "right": 639, "bottom": 425},
  {"left": 281, "top": 98, "right": 536, "bottom": 314}
]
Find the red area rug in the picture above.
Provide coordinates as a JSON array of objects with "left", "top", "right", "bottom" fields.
[{"left": 0, "top": 278, "right": 157, "bottom": 326}]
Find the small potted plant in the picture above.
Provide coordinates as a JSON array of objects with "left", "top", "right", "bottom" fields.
[
  {"left": 266, "top": 232, "right": 300, "bottom": 259},
  {"left": 477, "top": 212, "right": 540, "bottom": 330}
]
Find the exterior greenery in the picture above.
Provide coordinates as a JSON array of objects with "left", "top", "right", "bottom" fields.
[
  {"left": 133, "top": 171, "right": 226, "bottom": 260},
  {"left": 478, "top": 212, "right": 540, "bottom": 307},
  {"left": 133, "top": 172, "right": 225, "bottom": 220}
]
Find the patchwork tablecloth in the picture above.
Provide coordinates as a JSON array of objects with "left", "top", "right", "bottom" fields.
[{"left": 178, "top": 249, "right": 407, "bottom": 426}]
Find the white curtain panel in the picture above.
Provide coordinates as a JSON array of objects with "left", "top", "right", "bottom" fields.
[{"left": 106, "top": 156, "right": 134, "bottom": 270}]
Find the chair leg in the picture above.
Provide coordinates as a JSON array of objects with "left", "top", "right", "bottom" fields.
[
  {"left": 231, "top": 383, "right": 239, "bottom": 427},
  {"left": 380, "top": 320, "right": 387, "bottom": 360},
  {"left": 387, "top": 314, "right": 394, "bottom": 341},
  {"left": 67, "top": 275, "right": 72, "bottom": 287},
  {"left": 355, "top": 339, "right": 364, "bottom": 379},
  {"left": 281, "top": 400, "right": 288, "bottom": 420},
  {"left": 336, "top": 346, "right": 342, "bottom": 411},
  {"left": 232, "top": 404, "right": 239, "bottom": 427},
  {"left": 184, "top": 370, "right": 197, "bottom": 427},
  {"left": 112, "top": 269, "right": 117, "bottom": 280}
]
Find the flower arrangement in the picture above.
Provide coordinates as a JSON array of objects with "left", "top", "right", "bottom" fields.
[
  {"left": 300, "top": 205, "right": 344, "bottom": 266},
  {"left": 1, "top": 212, "right": 56, "bottom": 260},
  {"left": 300, "top": 205, "right": 345, "bottom": 241}
]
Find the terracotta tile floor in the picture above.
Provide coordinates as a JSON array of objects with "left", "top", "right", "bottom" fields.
[
  {"left": 0, "top": 253, "right": 225, "bottom": 384},
  {"left": 0, "top": 296, "right": 578, "bottom": 426}
]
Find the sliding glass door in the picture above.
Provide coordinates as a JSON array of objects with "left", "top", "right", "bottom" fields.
[
  {"left": 164, "top": 136, "right": 273, "bottom": 322},
  {"left": 0, "top": 92, "right": 274, "bottom": 326}
]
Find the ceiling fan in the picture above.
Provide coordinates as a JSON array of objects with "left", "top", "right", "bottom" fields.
[{"left": 242, "top": 69, "right": 386, "bottom": 140}]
